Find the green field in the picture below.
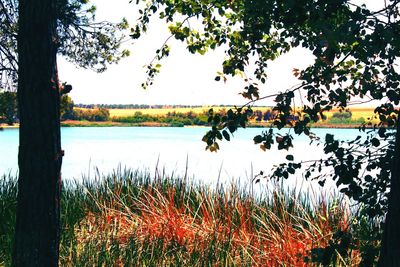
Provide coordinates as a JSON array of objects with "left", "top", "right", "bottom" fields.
[
  {"left": 107, "top": 106, "right": 375, "bottom": 120},
  {"left": 107, "top": 106, "right": 239, "bottom": 118}
]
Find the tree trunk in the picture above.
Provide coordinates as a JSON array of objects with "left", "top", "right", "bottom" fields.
[
  {"left": 12, "top": 0, "right": 62, "bottom": 266},
  {"left": 379, "top": 116, "right": 400, "bottom": 266}
]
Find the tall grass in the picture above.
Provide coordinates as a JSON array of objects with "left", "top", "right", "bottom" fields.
[
  {"left": 1, "top": 169, "right": 368, "bottom": 266},
  {"left": 0, "top": 174, "right": 17, "bottom": 264}
]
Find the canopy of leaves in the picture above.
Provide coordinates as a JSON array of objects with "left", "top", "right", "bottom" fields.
[
  {"left": 0, "top": 90, "right": 17, "bottom": 124},
  {"left": 131, "top": 0, "right": 400, "bottom": 226},
  {"left": 0, "top": 0, "right": 130, "bottom": 90},
  {"left": 60, "top": 94, "right": 74, "bottom": 120}
]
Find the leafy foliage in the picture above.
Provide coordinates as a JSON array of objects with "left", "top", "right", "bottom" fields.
[
  {"left": 331, "top": 110, "right": 352, "bottom": 120},
  {"left": 0, "top": 0, "right": 130, "bottom": 91},
  {"left": 0, "top": 90, "right": 17, "bottom": 125},
  {"left": 56, "top": 0, "right": 130, "bottom": 72},
  {"left": 72, "top": 107, "right": 110, "bottom": 121},
  {"left": 112, "top": 110, "right": 209, "bottom": 126},
  {"left": 131, "top": 0, "right": 400, "bottom": 263},
  {"left": 60, "top": 94, "right": 74, "bottom": 120},
  {"left": 328, "top": 110, "right": 366, "bottom": 124}
]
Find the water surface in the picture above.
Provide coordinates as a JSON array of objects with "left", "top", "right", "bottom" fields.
[{"left": 0, "top": 127, "right": 362, "bottom": 187}]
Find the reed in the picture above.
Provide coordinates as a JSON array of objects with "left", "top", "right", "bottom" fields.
[{"left": 0, "top": 169, "right": 372, "bottom": 266}]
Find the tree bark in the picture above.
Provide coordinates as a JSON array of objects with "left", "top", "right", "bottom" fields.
[
  {"left": 379, "top": 116, "right": 400, "bottom": 266},
  {"left": 12, "top": 0, "right": 62, "bottom": 266}
]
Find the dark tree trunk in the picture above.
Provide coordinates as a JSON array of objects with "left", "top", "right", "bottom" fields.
[
  {"left": 12, "top": 0, "right": 62, "bottom": 266},
  {"left": 379, "top": 116, "right": 400, "bottom": 266}
]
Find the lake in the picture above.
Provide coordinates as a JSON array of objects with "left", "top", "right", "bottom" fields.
[{"left": 0, "top": 127, "right": 362, "bottom": 188}]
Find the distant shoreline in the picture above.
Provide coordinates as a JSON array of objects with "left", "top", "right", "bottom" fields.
[
  {"left": 61, "top": 120, "right": 373, "bottom": 129},
  {"left": 0, "top": 124, "right": 19, "bottom": 129},
  {"left": 0, "top": 121, "right": 371, "bottom": 129}
]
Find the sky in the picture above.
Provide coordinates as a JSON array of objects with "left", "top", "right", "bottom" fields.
[{"left": 58, "top": 0, "right": 384, "bottom": 105}]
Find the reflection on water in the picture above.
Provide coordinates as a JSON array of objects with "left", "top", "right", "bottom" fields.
[{"left": 0, "top": 127, "right": 363, "bottom": 189}]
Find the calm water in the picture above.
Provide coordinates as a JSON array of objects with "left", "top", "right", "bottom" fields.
[{"left": 0, "top": 127, "right": 362, "bottom": 186}]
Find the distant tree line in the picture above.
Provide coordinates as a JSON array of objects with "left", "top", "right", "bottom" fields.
[
  {"left": 328, "top": 110, "right": 364, "bottom": 124},
  {"left": 71, "top": 108, "right": 110, "bottom": 121},
  {"left": 252, "top": 109, "right": 364, "bottom": 125},
  {"left": 252, "top": 110, "right": 299, "bottom": 123},
  {"left": 74, "top": 104, "right": 247, "bottom": 109},
  {"left": 0, "top": 91, "right": 110, "bottom": 124},
  {"left": 1, "top": 93, "right": 362, "bottom": 126},
  {"left": 113, "top": 109, "right": 299, "bottom": 127},
  {"left": 61, "top": 97, "right": 110, "bottom": 121},
  {"left": 112, "top": 111, "right": 209, "bottom": 127}
]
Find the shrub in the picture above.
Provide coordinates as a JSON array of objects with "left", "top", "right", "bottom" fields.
[
  {"left": 112, "top": 111, "right": 210, "bottom": 126},
  {"left": 331, "top": 110, "right": 352, "bottom": 120},
  {"left": 0, "top": 91, "right": 18, "bottom": 125},
  {"left": 328, "top": 110, "right": 359, "bottom": 124},
  {"left": 72, "top": 108, "right": 110, "bottom": 121}
]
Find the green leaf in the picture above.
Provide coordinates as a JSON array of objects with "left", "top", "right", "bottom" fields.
[
  {"left": 222, "top": 130, "right": 230, "bottom": 141},
  {"left": 286, "top": 155, "right": 294, "bottom": 161},
  {"left": 371, "top": 138, "right": 380, "bottom": 147},
  {"left": 253, "top": 135, "right": 263, "bottom": 144},
  {"left": 326, "top": 134, "right": 334, "bottom": 143}
]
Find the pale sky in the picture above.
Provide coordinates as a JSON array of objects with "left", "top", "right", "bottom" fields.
[{"left": 58, "top": 0, "right": 384, "bottom": 105}]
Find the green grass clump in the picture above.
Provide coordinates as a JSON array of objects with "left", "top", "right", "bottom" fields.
[
  {"left": 0, "top": 169, "right": 380, "bottom": 266},
  {"left": 0, "top": 174, "right": 17, "bottom": 265}
]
